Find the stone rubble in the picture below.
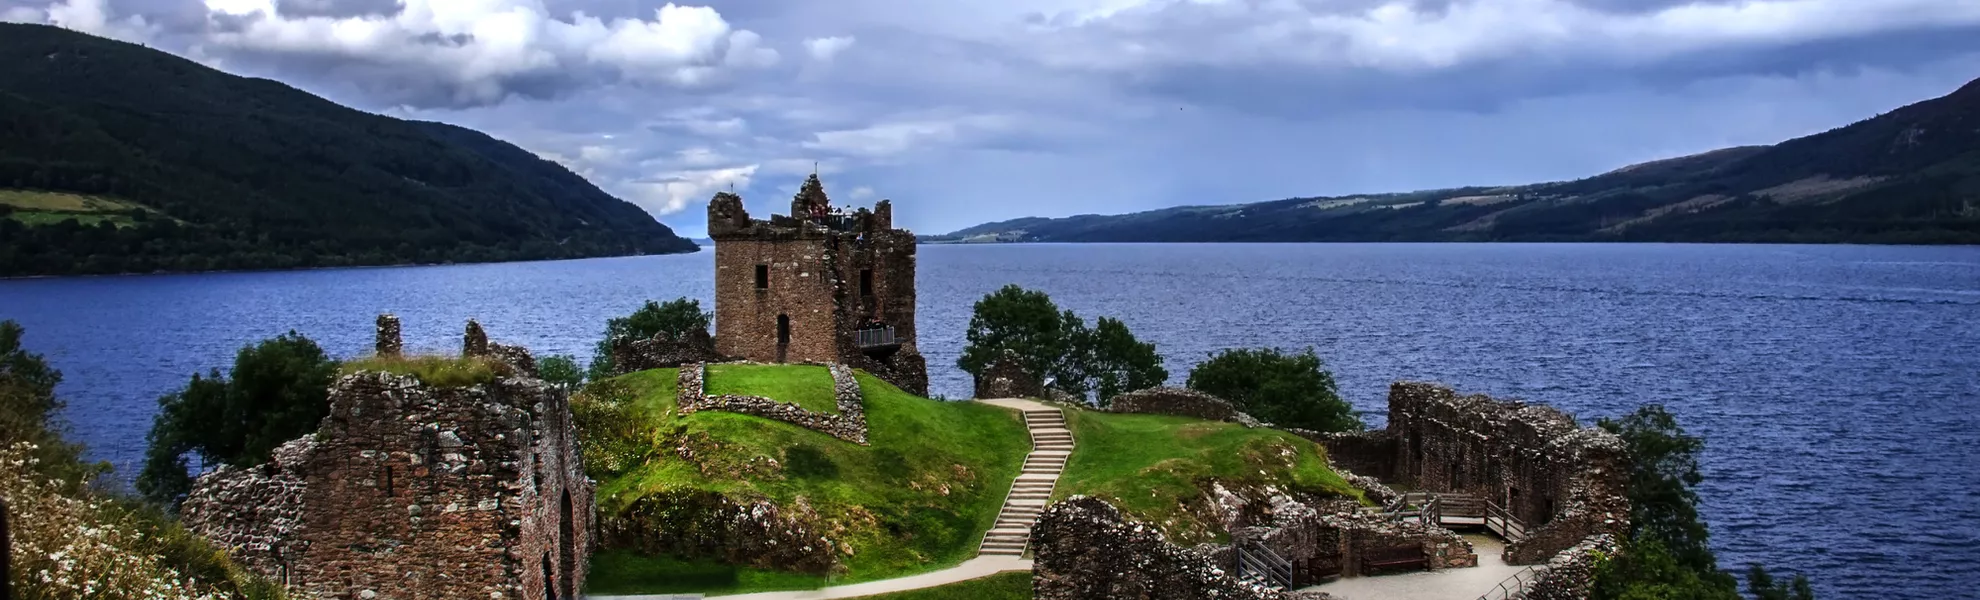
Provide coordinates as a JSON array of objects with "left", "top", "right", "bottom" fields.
[{"left": 675, "top": 362, "right": 870, "bottom": 445}]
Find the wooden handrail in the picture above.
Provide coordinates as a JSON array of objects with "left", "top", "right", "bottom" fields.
[
  {"left": 1476, "top": 565, "right": 1543, "bottom": 600},
  {"left": 1235, "top": 537, "right": 1294, "bottom": 589}
]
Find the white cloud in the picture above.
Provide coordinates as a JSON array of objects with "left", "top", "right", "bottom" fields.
[
  {"left": 848, "top": 186, "right": 876, "bottom": 200},
  {"left": 804, "top": 35, "right": 855, "bottom": 62},
  {"left": 4, "top": 0, "right": 157, "bottom": 43},
  {"left": 802, "top": 114, "right": 1021, "bottom": 158},
  {"left": 620, "top": 165, "right": 758, "bottom": 216},
  {"left": 193, "top": 0, "right": 777, "bottom": 106}
]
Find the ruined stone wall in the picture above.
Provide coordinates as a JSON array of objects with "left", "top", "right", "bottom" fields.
[
  {"left": 713, "top": 237, "right": 840, "bottom": 364},
  {"left": 609, "top": 329, "right": 728, "bottom": 375},
  {"left": 1293, "top": 429, "right": 1397, "bottom": 482},
  {"left": 1108, "top": 387, "right": 1262, "bottom": 426},
  {"left": 1523, "top": 535, "right": 1619, "bottom": 600},
  {"left": 676, "top": 363, "right": 869, "bottom": 444},
  {"left": 184, "top": 323, "right": 594, "bottom": 600},
  {"left": 1231, "top": 495, "right": 1475, "bottom": 586},
  {"left": 1032, "top": 496, "right": 1324, "bottom": 600},
  {"left": 973, "top": 353, "right": 1041, "bottom": 399},
  {"left": 1385, "top": 382, "right": 1629, "bottom": 565}
]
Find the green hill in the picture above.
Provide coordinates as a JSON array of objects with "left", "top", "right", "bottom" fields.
[
  {"left": 1055, "top": 410, "right": 1365, "bottom": 545},
  {"left": 0, "top": 23, "right": 697, "bottom": 277},
  {"left": 574, "top": 364, "right": 1369, "bottom": 596},
  {"left": 574, "top": 367, "right": 1031, "bottom": 596},
  {"left": 930, "top": 77, "right": 1980, "bottom": 245}
]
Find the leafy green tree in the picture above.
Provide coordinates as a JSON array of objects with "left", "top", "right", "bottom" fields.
[
  {"left": 1084, "top": 317, "right": 1168, "bottom": 405},
  {"left": 959, "top": 285, "right": 1077, "bottom": 383},
  {"left": 0, "top": 320, "right": 94, "bottom": 482},
  {"left": 1599, "top": 404, "right": 1718, "bottom": 572},
  {"left": 138, "top": 331, "right": 337, "bottom": 507},
  {"left": 538, "top": 354, "right": 583, "bottom": 389},
  {"left": 958, "top": 285, "right": 1165, "bottom": 403},
  {"left": 1185, "top": 348, "right": 1358, "bottom": 432},
  {"left": 586, "top": 298, "right": 712, "bottom": 381},
  {"left": 1593, "top": 405, "right": 1816, "bottom": 600}
]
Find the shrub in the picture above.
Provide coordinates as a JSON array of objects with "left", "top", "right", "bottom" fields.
[
  {"left": 0, "top": 320, "right": 94, "bottom": 485},
  {"left": 1185, "top": 347, "right": 1357, "bottom": 432},
  {"left": 588, "top": 298, "right": 712, "bottom": 380},
  {"left": 782, "top": 445, "right": 838, "bottom": 479},
  {"left": 569, "top": 379, "right": 660, "bottom": 479},
  {"left": 139, "top": 331, "right": 337, "bottom": 508}
]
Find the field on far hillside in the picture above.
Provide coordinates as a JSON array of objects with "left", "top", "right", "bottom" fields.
[
  {"left": 0, "top": 189, "right": 157, "bottom": 227},
  {"left": 577, "top": 366, "right": 1031, "bottom": 596},
  {"left": 1055, "top": 410, "right": 1364, "bottom": 545}
]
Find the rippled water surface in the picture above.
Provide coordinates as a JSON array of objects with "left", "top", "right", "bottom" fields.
[{"left": 4, "top": 243, "right": 1977, "bottom": 598}]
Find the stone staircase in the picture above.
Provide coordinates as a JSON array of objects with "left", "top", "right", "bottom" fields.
[{"left": 979, "top": 407, "right": 1073, "bottom": 557}]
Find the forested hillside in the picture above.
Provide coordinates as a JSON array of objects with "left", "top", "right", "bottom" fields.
[
  {"left": 0, "top": 23, "right": 696, "bottom": 277},
  {"left": 933, "top": 77, "right": 1980, "bottom": 245}
]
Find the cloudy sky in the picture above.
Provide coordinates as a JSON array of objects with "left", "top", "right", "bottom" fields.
[{"left": 7, "top": 0, "right": 1980, "bottom": 237}]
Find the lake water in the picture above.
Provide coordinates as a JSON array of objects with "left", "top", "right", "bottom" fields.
[{"left": 3, "top": 243, "right": 1977, "bottom": 598}]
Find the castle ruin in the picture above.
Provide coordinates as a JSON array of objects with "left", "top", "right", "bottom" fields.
[
  {"left": 707, "top": 174, "right": 928, "bottom": 395},
  {"left": 182, "top": 317, "right": 595, "bottom": 600}
]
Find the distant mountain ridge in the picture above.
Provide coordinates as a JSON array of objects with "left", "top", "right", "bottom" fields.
[
  {"left": 933, "top": 78, "right": 1980, "bottom": 245},
  {"left": 0, "top": 23, "right": 697, "bottom": 277}
]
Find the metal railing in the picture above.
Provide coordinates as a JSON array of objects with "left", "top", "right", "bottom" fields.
[
  {"left": 1476, "top": 565, "right": 1544, "bottom": 600},
  {"left": 853, "top": 326, "right": 896, "bottom": 348},
  {"left": 1234, "top": 538, "right": 1294, "bottom": 590},
  {"left": 1485, "top": 501, "right": 1529, "bottom": 543}
]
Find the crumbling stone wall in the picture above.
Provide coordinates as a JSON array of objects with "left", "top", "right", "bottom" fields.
[
  {"left": 182, "top": 322, "right": 594, "bottom": 600},
  {"left": 676, "top": 363, "right": 869, "bottom": 444},
  {"left": 1109, "top": 387, "right": 1263, "bottom": 427},
  {"left": 1033, "top": 496, "right": 1331, "bottom": 600},
  {"left": 609, "top": 328, "right": 728, "bottom": 375},
  {"left": 599, "top": 489, "right": 838, "bottom": 575},
  {"left": 973, "top": 352, "right": 1041, "bottom": 399},
  {"left": 1384, "top": 382, "right": 1629, "bottom": 565},
  {"left": 1229, "top": 495, "right": 1475, "bottom": 586},
  {"left": 706, "top": 178, "right": 927, "bottom": 394},
  {"left": 1295, "top": 429, "right": 1397, "bottom": 482},
  {"left": 1524, "top": 535, "right": 1619, "bottom": 600}
]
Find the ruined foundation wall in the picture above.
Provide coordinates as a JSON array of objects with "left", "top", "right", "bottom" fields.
[
  {"left": 1385, "top": 382, "right": 1629, "bottom": 565},
  {"left": 1033, "top": 496, "right": 1312, "bottom": 600},
  {"left": 185, "top": 328, "right": 595, "bottom": 600},
  {"left": 1108, "top": 387, "right": 1263, "bottom": 427},
  {"left": 1294, "top": 429, "right": 1397, "bottom": 482},
  {"left": 677, "top": 363, "right": 869, "bottom": 444},
  {"left": 1523, "top": 535, "right": 1620, "bottom": 600},
  {"left": 1233, "top": 496, "right": 1475, "bottom": 587}
]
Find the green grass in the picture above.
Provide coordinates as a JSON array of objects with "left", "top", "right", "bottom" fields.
[
  {"left": 340, "top": 354, "right": 512, "bottom": 387},
  {"left": 845, "top": 571, "right": 1033, "bottom": 599},
  {"left": 1055, "top": 409, "right": 1365, "bottom": 545},
  {"left": 0, "top": 189, "right": 166, "bottom": 228},
  {"left": 581, "top": 367, "right": 1031, "bottom": 595},
  {"left": 585, "top": 550, "right": 828, "bottom": 596},
  {"left": 706, "top": 363, "right": 842, "bottom": 413}
]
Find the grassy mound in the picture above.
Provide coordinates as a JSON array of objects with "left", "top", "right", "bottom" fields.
[
  {"left": 705, "top": 363, "right": 841, "bottom": 413},
  {"left": 1055, "top": 409, "right": 1365, "bottom": 545},
  {"left": 340, "top": 354, "right": 513, "bottom": 387},
  {"left": 577, "top": 367, "right": 1030, "bottom": 596}
]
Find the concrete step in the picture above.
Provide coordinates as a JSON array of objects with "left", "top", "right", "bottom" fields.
[
  {"left": 980, "top": 548, "right": 1025, "bottom": 556},
  {"left": 981, "top": 542, "right": 1028, "bottom": 551}
]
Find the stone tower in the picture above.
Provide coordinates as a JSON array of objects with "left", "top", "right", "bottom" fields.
[{"left": 707, "top": 175, "right": 928, "bottom": 395}]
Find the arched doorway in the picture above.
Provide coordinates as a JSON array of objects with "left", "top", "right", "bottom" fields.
[
  {"left": 776, "top": 314, "right": 790, "bottom": 362},
  {"left": 542, "top": 553, "right": 556, "bottom": 600}
]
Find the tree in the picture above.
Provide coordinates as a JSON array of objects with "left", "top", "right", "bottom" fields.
[
  {"left": 959, "top": 285, "right": 1077, "bottom": 383},
  {"left": 1185, "top": 348, "right": 1358, "bottom": 432},
  {"left": 586, "top": 298, "right": 712, "bottom": 381},
  {"left": 538, "top": 354, "right": 582, "bottom": 390},
  {"left": 1592, "top": 405, "right": 1816, "bottom": 600},
  {"left": 1083, "top": 317, "right": 1168, "bottom": 405},
  {"left": 138, "top": 331, "right": 337, "bottom": 507},
  {"left": 0, "top": 320, "right": 93, "bottom": 482},
  {"left": 958, "top": 285, "right": 1165, "bottom": 403}
]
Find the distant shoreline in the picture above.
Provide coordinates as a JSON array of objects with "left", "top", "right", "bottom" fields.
[{"left": 0, "top": 247, "right": 708, "bottom": 281}]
